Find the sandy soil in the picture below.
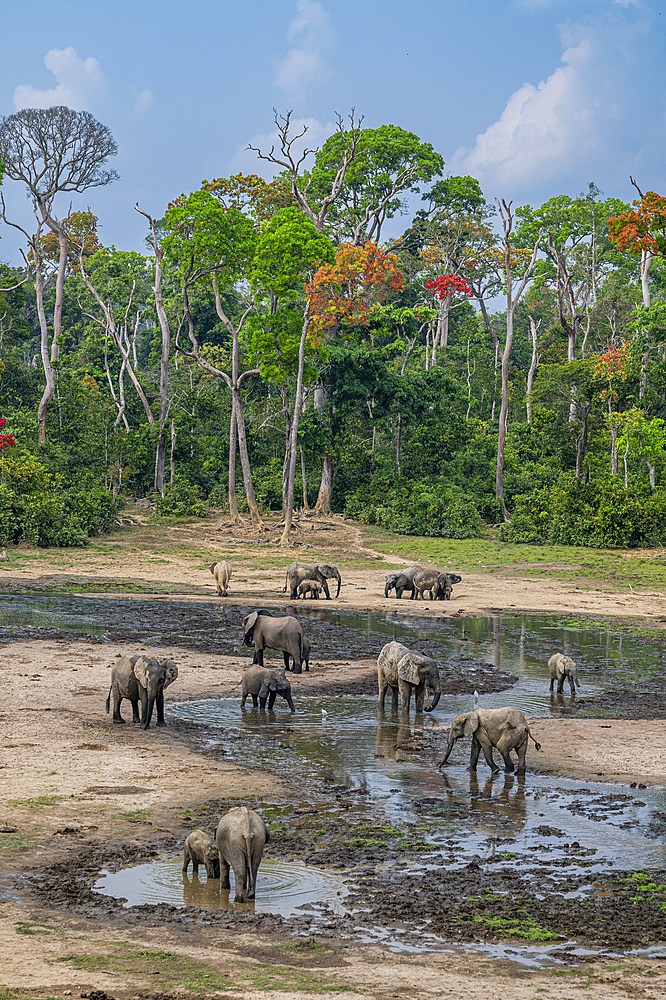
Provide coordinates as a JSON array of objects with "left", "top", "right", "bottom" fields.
[{"left": 2, "top": 519, "right": 666, "bottom": 998}]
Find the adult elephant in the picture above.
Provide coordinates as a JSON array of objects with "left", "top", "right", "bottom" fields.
[
  {"left": 106, "top": 653, "right": 178, "bottom": 730},
  {"left": 242, "top": 610, "right": 307, "bottom": 673},
  {"left": 283, "top": 561, "right": 341, "bottom": 600},
  {"left": 438, "top": 707, "right": 541, "bottom": 775},
  {"left": 377, "top": 640, "right": 441, "bottom": 714},
  {"left": 216, "top": 806, "right": 270, "bottom": 902},
  {"left": 385, "top": 565, "right": 421, "bottom": 599},
  {"left": 548, "top": 653, "right": 580, "bottom": 696}
]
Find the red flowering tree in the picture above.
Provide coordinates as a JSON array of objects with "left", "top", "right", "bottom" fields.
[
  {"left": 306, "top": 242, "right": 404, "bottom": 342},
  {"left": 422, "top": 273, "right": 473, "bottom": 365},
  {"left": 592, "top": 343, "right": 630, "bottom": 475},
  {"left": 0, "top": 417, "right": 15, "bottom": 451}
]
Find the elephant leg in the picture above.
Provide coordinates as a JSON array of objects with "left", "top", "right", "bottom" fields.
[
  {"left": 156, "top": 689, "right": 166, "bottom": 726},
  {"left": 267, "top": 691, "right": 276, "bottom": 710},
  {"left": 569, "top": 677, "right": 576, "bottom": 697},
  {"left": 398, "top": 678, "right": 412, "bottom": 714},
  {"left": 469, "top": 735, "right": 481, "bottom": 770},
  {"left": 378, "top": 677, "right": 388, "bottom": 709},
  {"left": 391, "top": 685, "right": 399, "bottom": 711},
  {"left": 251, "top": 692, "right": 259, "bottom": 707},
  {"left": 220, "top": 858, "right": 231, "bottom": 890},
  {"left": 549, "top": 676, "right": 555, "bottom": 693},
  {"left": 414, "top": 683, "right": 425, "bottom": 713},
  {"left": 478, "top": 735, "right": 500, "bottom": 773},
  {"left": 515, "top": 736, "right": 528, "bottom": 774},
  {"left": 282, "top": 651, "right": 291, "bottom": 672},
  {"left": 240, "top": 691, "right": 247, "bottom": 708},
  {"left": 254, "top": 648, "right": 265, "bottom": 667},
  {"left": 139, "top": 689, "right": 148, "bottom": 724},
  {"left": 248, "top": 848, "right": 262, "bottom": 899},
  {"left": 232, "top": 859, "right": 248, "bottom": 902},
  {"left": 182, "top": 850, "right": 190, "bottom": 872},
  {"left": 112, "top": 690, "right": 125, "bottom": 724},
  {"left": 395, "top": 586, "right": 403, "bottom": 599},
  {"left": 557, "top": 674, "right": 564, "bottom": 694},
  {"left": 130, "top": 699, "right": 141, "bottom": 723},
  {"left": 291, "top": 654, "right": 302, "bottom": 675}
]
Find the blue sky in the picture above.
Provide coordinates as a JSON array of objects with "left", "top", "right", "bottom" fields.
[{"left": 1, "top": 0, "right": 664, "bottom": 263}]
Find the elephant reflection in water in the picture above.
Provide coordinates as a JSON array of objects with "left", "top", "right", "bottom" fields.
[
  {"left": 182, "top": 871, "right": 255, "bottom": 909},
  {"left": 467, "top": 773, "right": 527, "bottom": 840},
  {"left": 375, "top": 708, "right": 424, "bottom": 762}
]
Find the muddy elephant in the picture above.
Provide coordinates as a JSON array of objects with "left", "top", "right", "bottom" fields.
[
  {"left": 412, "top": 568, "right": 441, "bottom": 601},
  {"left": 210, "top": 560, "right": 232, "bottom": 596},
  {"left": 182, "top": 830, "right": 220, "bottom": 879},
  {"left": 106, "top": 654, "right": 178, "bottom": 729},
  {"left": 436, "top": 572, "right": 462, "bottom": 600},
  {"left": 283, "top": 561, "right": 341, "bottom": 600},
  {"left": 243, "top": 610, "right": 307, "bottom": 673},
  {"left": 438, "top": 706, "right": 541, "bottom": 775},
  {"left": 548, "top": 653, "right": 580, "bottom": 696},
  {"left": 216, "top": 805, "right": 270, "bottom": 901},
  {"left": 241, "top": 665, "right": 295, "bottom": 711},
  {"left": 377, "top": 640, "right": 441, "bottom": 714},
  {"left": 385, "top": 565, "right": 421, "bottom": 599},
  {"left": 297, "top": 579, "right": 323, "bottom": 600}
]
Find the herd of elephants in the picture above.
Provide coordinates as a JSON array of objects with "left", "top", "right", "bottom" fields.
[{"left": 105, "top": 559, "right": 581, "bottom": 901}]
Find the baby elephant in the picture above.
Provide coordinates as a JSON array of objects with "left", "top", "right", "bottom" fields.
[
  {"left": 106, "top": 653, "right": 178, "bottom": 729},
  {"left": 182, "top": 830, "right": 220, "bottom": 879},
  {"left": 216, "top": 805, "right": 270, "bottom": 902},
  {"left": 548, "top": 653, "right": 580, "bottom": 696},
  {"left": 210, "top": 560, "right": 232, "bottom": 596},
  {"left": 297, "top": 579, "right": 323, "bottom": 599},
  {"left": 241, "top": 665, "right": 295, "bottom": 711}
]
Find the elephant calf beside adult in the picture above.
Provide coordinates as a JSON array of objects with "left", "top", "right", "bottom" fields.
[
  {"left": 377, "top": 640, "right": 441, "bottom": 714},
  {"left": 106, "top": 653, "right": 178, "bottom": 729},
  {"left": 243, "top": 610, "right": 308, "bottom": 673},
  {"left": 439, "top": 707, "right": 541, "bottom": 775},
  {"left": 284, "top": 561, "right": 341, "bottom": 600},
  {"left": 385, "top": 565, "right": 421, "bottom": 600}
]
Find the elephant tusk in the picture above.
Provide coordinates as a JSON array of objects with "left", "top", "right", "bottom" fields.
[{"left": 425, "top": 688, "right": 433, "bottom": 709}]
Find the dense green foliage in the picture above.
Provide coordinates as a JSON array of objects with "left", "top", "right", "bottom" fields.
[{"left": 1, "top": 111, "right": 666, "bottom": 548}]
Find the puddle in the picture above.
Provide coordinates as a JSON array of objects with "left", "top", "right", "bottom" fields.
[{"left": 95, "top": 856, "right": 348, "bottom": 916}]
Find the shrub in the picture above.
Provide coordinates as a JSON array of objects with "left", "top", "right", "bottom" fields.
[
  {"left": 155, "top": 475, "right": 207, "bottom": 518},
  {"left": 345, "top": 476, "right": 484, "bottom": 538}
]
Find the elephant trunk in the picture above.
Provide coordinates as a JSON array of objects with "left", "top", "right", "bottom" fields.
[
  {"left": 284, "top": 690, "right": 295, "bottom": 712},
  {"left": 334, "top": 572, "right": 341, "bottom": 598},
  {"left": 438, "top": 733, "right": 455, "bottom": 768},
  {"left": 141, "top": 695, "right": 156, "bottom": 730},
  {"left": 424, "top": 689, "right": 441, "bottom": 712}
]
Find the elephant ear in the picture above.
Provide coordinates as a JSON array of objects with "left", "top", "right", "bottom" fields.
[
  {"left": 398, "top": 654, "right": 422, "bottom": 687},
  {"left": 244, "top": 611, "right": 259, "bottom": 636},
  {"left": 133, "top": 656, "right": 151, "bottom": 689},
  {"left": 161, "top": 659, "right": 178, "bottom": 688},
  {"left": 258, "top": 682, "right": 269, "bottom": 699},
  {"left": 210, "top": 563, "right": 217, "bottom": 575},
  {"left": 463, "top": 711, "right": 479, "bottom": 736}
]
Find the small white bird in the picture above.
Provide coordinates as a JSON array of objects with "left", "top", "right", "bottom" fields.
[
  {"left": 474, "top": 690, "right": 479, "bottom": 708},
  {"left": 321, "top": 709, "right": 328, "bottom": 717}
]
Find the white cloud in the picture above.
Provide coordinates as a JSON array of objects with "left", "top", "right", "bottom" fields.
[
  {"left": 13, "top": 47, "right": 103, "bottom": 111},
  {"left": 229, "top": 117, "right": 338, "bottom": 178},
  {"left": 450, "top": 23, "right": 634, "bottom": 192},
  {"left": 133, "top": 89, "right": 154, "bottom": 116},
  {"left": 275, "top": 0, "right": 333, "bottom": 96}
]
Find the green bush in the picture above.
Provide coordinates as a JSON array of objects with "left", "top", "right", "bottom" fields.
[
  {"left": 154, "top": 475, "right": 207, "bottom": 517},
  {"left": 498, "top": 476, "right": 666, "bottom": 548},
  {"left": 345, "top": 476, "right": 484, "bottom": 538}
]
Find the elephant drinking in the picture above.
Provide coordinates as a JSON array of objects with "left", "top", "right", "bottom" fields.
[
  {"left": 377, "top": 640, "right": 441, "bottom": 714},
  {"left": 241, "top": 665, "right": 295, "bottom": 711}
]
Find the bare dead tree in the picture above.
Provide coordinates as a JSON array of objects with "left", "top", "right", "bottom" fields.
[
  {"left": 0, "top": 107, "right": 118, "bottom": 442},
  {"left": 526, "top": 316, "right": 541, "bottom": 424},
  {"left": 248, "top": 109, "right": 362, "bottom": 235}
]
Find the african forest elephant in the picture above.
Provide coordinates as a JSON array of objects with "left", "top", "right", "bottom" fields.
[
  {"left": 182, "top": 830, "right": 220, "bottom": 879},
  {"left": 548, "top": 653, "right": 580, "bottom": 696},
  {"left": 210, "top": 560, "right": 232, "bottom": 596},
  {"left": 377, "top": 640, "right": 441, "bottom": 714},
  {"left": 385, "top": 565, "right": 421, "bottom": 599},
  {"left": 106, "top": 654, "right": 178, "bottom": 729},
  {"left": 243, "top": 610, "right": 307, "bottom": 673},
  {"left": 241, "top": 665, "right": 295, "bottom": 711},
  {"left": 283, "top": 561, "right": 341, "bottom": 600},
  {"left": 296, "top": 579, "right": 323, "bottom": 599},
  {"left": 216, "top": 805, "right": 270, "bottom": 901},
  {"left": 437, "top": 572, "right": 462, "bottom": 600},
  {"left": 439, "top": 706, "right": 541, "bottom": 775}
]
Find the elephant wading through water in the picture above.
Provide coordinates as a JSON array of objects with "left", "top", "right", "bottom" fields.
[
  {"left": 284, "top": 561, "right": 341, "bottom": 600},
  {"left": 106, "top": 654, "right": 178, "bottom": 729},
  {"left": 243, "top": 610, "right": 307, "bottom": 673},
  {"left": 216, "top": 805, "right": 270, "bottom": 902},
  {"left": 439, "top": 707, "right": 541, "bottom": 775},
  {"left": 182, "top": 830, "right": 220, "bottom": 879},
  {"left": 377, "top": 640, "right": 441, "bottom": 714},
  {"left": 548, "top": 653, "right": 580, "bottom": 696},
  {"left": 241, "top": 665, "right": 295, "bottom": 711}
]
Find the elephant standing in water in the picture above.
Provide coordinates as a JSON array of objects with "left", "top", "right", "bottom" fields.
[
  {"left": 377, "top": 640, "right": 441, "bottom": 714},
  {"left": 241, "top": 665, "right": 295, "bottom": 711},
  {"left": 438, "top": 707, "right": 541, "bottom": 775},
  {"left": 106, "top": 654, "right": 178, "bottom": 729},
  {"left": 242, "top": 610, "right": 307, "bottom": 673},
  {"left": 283, "top": 561, "right": 341, "bottom": 600},
  {"left": 548, "top": 653, "right": 580, "bottom": 696},
  {"left": 216, "top": 805, "right": 270, "bottom": 902},
  {"left": 182, "top": 830, "right": 220, "bottom": 879}
]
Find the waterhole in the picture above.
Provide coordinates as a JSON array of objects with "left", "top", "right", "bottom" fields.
[{"left": 95, "top": 857, "right": 348, "bottom": 916}]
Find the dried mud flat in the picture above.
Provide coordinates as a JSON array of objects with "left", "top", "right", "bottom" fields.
[{"left": 1, "top": 518, "right": 666, "bottom": 999}]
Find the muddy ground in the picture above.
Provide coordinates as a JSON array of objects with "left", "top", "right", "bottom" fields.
[{"left": 1, "top": 515, "right": 666, "bottom": 999}]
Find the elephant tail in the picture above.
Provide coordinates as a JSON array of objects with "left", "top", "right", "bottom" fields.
[
  {"left": 527, "top": 726, "right": 541, "bottom": 751},
  {"left": 105, "top": 685, "right": 112, "bottom": 714}
]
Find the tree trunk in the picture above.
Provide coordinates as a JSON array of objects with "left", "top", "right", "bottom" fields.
[
  {"left": 300, "top": 444, "right": 310, "bottom": 511},
  {"left": 639, "top": 249, "right": 653, "bottom": 398},
  {"left": 234, "top": 387, "right": 263, "bottom": 526},
  {"left": 396, "top": 413, "right": 402, "bottom": 477},
  {"left": 228, "top": 395, "right": 240, "bottom": 521},
  {"left": 153, "top": 248, "right": 170, "bottom": 495},
  {"left": 316, "top": 455, "right": 333, "bottom": 514},
  {"left": 496, "top": 310, "right": 512, "bottom": 504},
  {"left": 34, "top": 254, "right": 55, "bottom": 444},
  {"left": 281, "top": 307, "right": 310, "bottom": 546},
  {"left": 526, "top": 317, "right": 539, "bottom": 424},
  {"left": 170, "top": 418, "right": 176, "bottom": 486},
  {"left": 646, "top": 458, "right": 655, "bottom": 494}
]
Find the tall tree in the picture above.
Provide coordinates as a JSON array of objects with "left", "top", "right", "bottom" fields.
[{"left": 0, "top": 106, "right": 118, "bottom": 442}]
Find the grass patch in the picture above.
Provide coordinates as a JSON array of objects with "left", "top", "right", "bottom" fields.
[
  {"left": 471, "top": 913, "right": 556, "bottom": 941},
  {"left": 8, "top": 795, "right": 61, "bottom": 809},
  {"left": 14, "top": 921, "right": 53, "bottom": 935},
  {"left": 0, "top": 831, "right": 43, "bottom": 855},
  {"left": 120, "top": 808, "right": 152, "bottom": 824},
  {"left": 57, "top": 945, "right": 351, "bottom": 994}
]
